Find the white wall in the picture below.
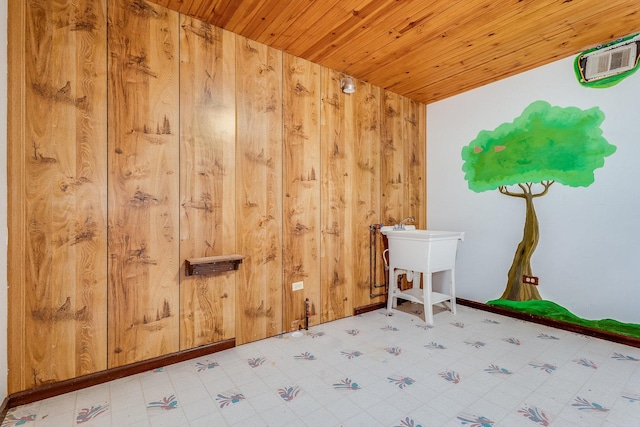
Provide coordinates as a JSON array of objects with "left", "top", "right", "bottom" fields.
[
  {"left": 427, "top": 55, "right": 640, "bottom": 324},
  {"left": 1, "top": 0, "right": 8, "bottom": 400}
]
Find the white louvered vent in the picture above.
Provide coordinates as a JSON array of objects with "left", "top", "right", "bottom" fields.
[{"left": 584, "top": 43, "right": 637, "bottom": 80}]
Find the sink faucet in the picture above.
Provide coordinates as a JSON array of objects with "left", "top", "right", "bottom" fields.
[{"left": 394, "top": 216, "right": 415, "bottom": 230}]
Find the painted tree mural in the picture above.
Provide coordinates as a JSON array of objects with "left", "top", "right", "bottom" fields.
[{"left": 461, "top": 101, "right": 616, "bottom": 301}]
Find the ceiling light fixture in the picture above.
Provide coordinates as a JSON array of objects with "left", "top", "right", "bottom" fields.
[{"left": 341, "top": 77, "right": 355, "bottom": 94}]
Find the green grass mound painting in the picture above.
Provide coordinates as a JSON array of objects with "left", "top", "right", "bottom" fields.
[{"left": 487, "top": 299, "right": 640, "bottom": 339}]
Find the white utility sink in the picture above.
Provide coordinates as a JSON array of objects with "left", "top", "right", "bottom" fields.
[{"left": 381, "top": 228, "right": 464, "bottom": 324}]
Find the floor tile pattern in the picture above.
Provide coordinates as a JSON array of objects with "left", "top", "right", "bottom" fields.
[{"left": 4, "top": 304, "right": 640, "bottom": 426}]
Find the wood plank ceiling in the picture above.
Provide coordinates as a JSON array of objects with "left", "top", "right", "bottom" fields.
[{"left": 149, "top": 0, "right": 640, "bottom": 104}]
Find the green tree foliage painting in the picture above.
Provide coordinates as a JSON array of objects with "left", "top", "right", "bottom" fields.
[{"left": 461, "top": 101, "right": 616, "bottom": 301}]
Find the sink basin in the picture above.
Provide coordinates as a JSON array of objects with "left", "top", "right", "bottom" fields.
[
  {"left": 382, "top": 229, "right": 464, "bottom": 272},
  {"left": 383, "top": 228, "right": 464, "bottom": 324}
]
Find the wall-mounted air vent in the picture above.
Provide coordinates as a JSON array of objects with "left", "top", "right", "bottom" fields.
[
  {"left": 583, "top": 43, "right": 637, "bottom": 80},
  {"left": 575, "top": 34, "right": 640, "bottom": 87}
]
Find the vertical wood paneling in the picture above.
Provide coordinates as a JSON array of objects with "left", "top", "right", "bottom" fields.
[
  {"left": 282, "top": 54, "right": 321, "bottom": 331},
  {"left": 320, "top": 69, "right": 355, "bottom": 322},
  {"left": 381, "top": 91, "right": 405, "bottom": 226},
  {"left": 7, "top": 0, "right": 27, "bottom": 393},
  {"left": 9, "top": 0, "right": 428, "bottom": 391},
  {"left": 68, "top": 0, "right": 109, "bottom": 380},
  {"left": 8, "top": 0, "right": 108, "bottom": 391},
  {"left": 380, "top": 91, "right": 408, "bottom": 292},
  {"left": 179, "top": 18, "right": 237, "bottom": 349},
  {"left": 235, "top": 37, "right": 283, "bottom": 345},
  {"left": 107, "top": 0, "right": 180, "bottom": 366},
  {"left": 351, "top": 81, "right": 383, "bottom": 309},
  {"left": 403, "top": 98, "right": 426, "bottom": 228}
]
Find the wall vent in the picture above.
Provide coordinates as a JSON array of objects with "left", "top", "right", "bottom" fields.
[
  {"left": 583, "top": 43, "right": 637, "bottom": 81},
  {"left": 575, "top": 33, "right": 640, "bottom": 88}
]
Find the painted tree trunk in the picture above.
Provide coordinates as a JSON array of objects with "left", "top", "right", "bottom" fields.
[{"left": 500, "top": 193, "right": 542, "bottom": 301}]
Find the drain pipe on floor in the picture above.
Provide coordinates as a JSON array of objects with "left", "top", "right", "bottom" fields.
[{"left": 369, "top": 223, "right": 388, "bottom": 298}]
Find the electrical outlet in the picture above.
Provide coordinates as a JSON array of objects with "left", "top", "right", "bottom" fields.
[{"left": 292, "top": 281, "right": 304, "bottom": 291}]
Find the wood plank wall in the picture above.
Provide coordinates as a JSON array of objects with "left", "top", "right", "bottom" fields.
[
  {"left": 282, "top": 54, "right": 321, "bottom": 330},
  {"left": 382, "top": 91, "right": 406, "bottom": 227},
  {"left": 179, "top": 19, "right": 237, "bottom": 350},
  {"left": 107, "top": 0, "right": 181, "bottom": 367},
  {"left": 235, "top": 38, "right": 284, "bottom": 344},
  {"left": 352, "top": 80, "right": 383, "bottom": 309},
  {"left": 320, "top": 68, "right": 356, "bottom": 321},
  {"left": 8, "top": 0, "right": 109, "bottom": 392},
  {"left": 7, "top": 0, "right": 426, "bottom": 393},
  {"left": 404, "top": 98, "right": 427, "bottom": 229}
]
